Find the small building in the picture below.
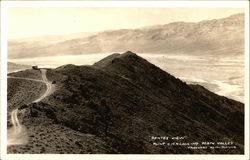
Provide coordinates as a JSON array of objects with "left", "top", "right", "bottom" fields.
[{"left": 32, "top": 66, "right": 39, "bottom": 70}]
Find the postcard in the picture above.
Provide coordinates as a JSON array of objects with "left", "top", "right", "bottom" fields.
[{"left": 0, "top": 1, "right": 249, "bottom": 160}]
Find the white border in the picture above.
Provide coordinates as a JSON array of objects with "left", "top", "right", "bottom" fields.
[
  {"left": 244, "top": 2, "right": 250, "bottom": 160},
  {"left": 1, "top": 1, "right": 249, "bottom": 7},
  {"left": 0, "top": 3, "right": 8, "bottom": 159},
  {"left": 1, "top": 1, "right": 249, "bottom": 160}
]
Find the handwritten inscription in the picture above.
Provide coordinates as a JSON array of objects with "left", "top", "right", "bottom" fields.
[{"left": 149, "top": 136, "right": 237, "bottom": 150}]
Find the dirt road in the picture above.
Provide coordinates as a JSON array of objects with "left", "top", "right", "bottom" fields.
[{"left": 7, "top": 69, "right": 55, "bottom": 146}]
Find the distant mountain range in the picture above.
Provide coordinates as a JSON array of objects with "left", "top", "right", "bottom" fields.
[
  {"left": 8, "top": 62, "right": 31, "bottom": 73},
  {"left": 9, "top": 51, "right": 244, "bottom": 154},
  {"left": 8, "top": 13, "right": 244, "bottom": 59}
]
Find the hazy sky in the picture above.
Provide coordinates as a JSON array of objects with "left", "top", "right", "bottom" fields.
[{"left": 8, "top": 7, "right": 244, "bottom": 39}]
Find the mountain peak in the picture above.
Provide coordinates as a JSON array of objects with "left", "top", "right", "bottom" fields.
[
  {"left": 123, "top": 50, "right": 136, "bottom": 55},
  {"left": 56, "top": 64, "right": 78, "bottom": 71},
  {"left": 10, "top": 51, "right": 244, "bottom": 154},
  {"left": 228, "top": 13, "right": 244, "bottom": 18},
  {"left": 94, "top": 51, "right": 140, "bottom": 68}
]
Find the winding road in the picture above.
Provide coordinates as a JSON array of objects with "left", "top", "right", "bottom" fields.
[
  {"left": 7, "top": 69, "right": 55, "bottom": 146},
  {"left": 33, "top": 69, "right": 55, "bottom": 102}
]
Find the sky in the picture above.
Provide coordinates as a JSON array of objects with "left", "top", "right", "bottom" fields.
[{"left": 8, "top": 7, "right": 244, "bottom": 39}]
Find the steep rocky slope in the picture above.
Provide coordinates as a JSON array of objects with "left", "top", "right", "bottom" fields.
[{"left": 8, "top": 51, "right": 244, "bottom": 154}]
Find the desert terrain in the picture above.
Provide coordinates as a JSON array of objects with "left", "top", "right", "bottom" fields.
[
  {"left": 7, "top": 52, "right": 244, "bottom": 154},
  {"left": 7, "top": 13, "right": 245, "bottom": 154}
]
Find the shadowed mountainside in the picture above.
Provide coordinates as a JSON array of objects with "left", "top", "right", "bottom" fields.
[
  {"left": 8, "top": 13, "right": 244, "bottom": 59},
  {"left": 8, "top": 51, "right": 244, "bottom": 154}
]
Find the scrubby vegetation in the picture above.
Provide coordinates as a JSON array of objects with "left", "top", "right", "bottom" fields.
[{"left": 8, "top": 52, "right": 244, "bottom": 154}]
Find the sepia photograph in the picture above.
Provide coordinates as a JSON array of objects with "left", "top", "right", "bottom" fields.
[{"left": 0, "top": 1, "right": 249, "bottom": 160}]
